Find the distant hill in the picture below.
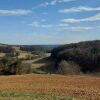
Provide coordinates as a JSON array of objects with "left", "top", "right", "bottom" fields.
[
  {"left": 0, "top": 43, "right": 8, "bottom": 47},
  {"left": 51, "top": 40, "right": 100, "bottom": 74},
  {"left": 40, "top": 45, "right": 59, "bottom": 49},
  {"left": 20, "top": 45, "right": 59, "bottom": 53},
  {"left": 0, "top": 44, "right": 59, "bottom": 53}
]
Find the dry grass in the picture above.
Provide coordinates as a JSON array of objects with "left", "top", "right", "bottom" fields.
[
  {"left": 0, "top": 53, "right": 5, "bottom": 57},
  {"left": 0, "top": 74, "right": 99, "bottom": 99},
  {"left": 23, "top": 56, "right": 50, "bottom": 69},
  {"left": 18, "top": 52, "right": 32, "bottom": 59}
]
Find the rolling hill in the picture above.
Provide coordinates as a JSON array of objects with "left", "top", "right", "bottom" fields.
[{"left": 51, "top": 40, "right": 100, "bottom": 74}]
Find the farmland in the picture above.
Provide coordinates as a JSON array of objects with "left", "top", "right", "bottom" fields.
[
  {"left": 0, "top": 74, "right": 99, "bottom": 99},
  {"left": 0, "top": 0, "right": 100, "bottom": 99},
  {"left": 0, "top": 42, "right": 100, "bottom": 99}
]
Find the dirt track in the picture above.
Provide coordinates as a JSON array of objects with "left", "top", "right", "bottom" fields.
[{"left": 0, "top": 74, "right": 100, "bottom": 99}]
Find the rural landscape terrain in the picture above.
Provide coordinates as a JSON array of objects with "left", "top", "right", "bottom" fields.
[
  {"left": 0, "top": 40, "right": 100, "bottom": 99},
  {"left": 0, "top": 0, "right": 100, "bottom": 100}
]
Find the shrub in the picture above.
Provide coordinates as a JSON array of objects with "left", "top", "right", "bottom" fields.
[
  {"left": 17, "top": 63, "right": 32, "bottom": 74},
  {"left": 0, "top": 57, "right": 32, "bottom": 75},
  {"left": 57, "top": 60, "right": 80, "bottom": 75}
]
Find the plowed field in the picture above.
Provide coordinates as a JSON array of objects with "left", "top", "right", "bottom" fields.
[{"left": 0, "top": 74, "right": 100, "bottom": 100}]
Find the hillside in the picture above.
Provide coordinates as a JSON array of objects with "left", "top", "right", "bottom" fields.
[
  {"left": 0, "top": 43, "right": 58, "bottom": 75},
  {"left": 51, "top": 40, "right": 100, "bottom": 74}
]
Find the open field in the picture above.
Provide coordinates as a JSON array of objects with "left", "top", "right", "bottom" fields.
[
  {"left": 0, "top": 91, "right": 80, "bottom": 100},
  {"left": 18, "top": 52, "right": 32, "bottom": 59},
  {"left": 0, "top": 74, "right": 99, "bottom": 99},
  {"left": 25, "top": 57, "right": 51, "bottom": 69},
  {"left": 22, "top": 53, "right": 52, "bottom": 70}
]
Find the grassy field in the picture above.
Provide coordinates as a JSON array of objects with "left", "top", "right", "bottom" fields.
[
  {"left": 18, "top": 52, "right": 32, "bottom": 59},
  {"left": 0, "top": 91, "right": 82, "bottom": 100},
  {"left": 0, "top": 74, "right": 99, "bottom": 99}
]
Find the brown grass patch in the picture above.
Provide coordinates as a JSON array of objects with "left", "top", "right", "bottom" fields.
[
  {"left": 0, "top": 74, "right": 99, "bottom": 99},
  {"left": 18, "top": 52, "right": 32, "bottom": 59},
  {"left": 0, "top": 53, "right": 5, "bottom": 57}
]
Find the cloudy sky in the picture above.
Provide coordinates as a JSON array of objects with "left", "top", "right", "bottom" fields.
[{"left": 0, "top": 0, "right": 100, "bottom": 44}]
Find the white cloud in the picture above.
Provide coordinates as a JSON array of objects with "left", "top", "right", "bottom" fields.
[
  {"left": 28, "top": 21, "right": 53, "bottom": 28},
  {"left": 29, "top": 19, "right": 95, "bottom": 31},
  {"left": 49, "top": 0, "right": 75, "bottom": 6},
  {"left": 0, "top": 9, "right": 32, "bottom": 15},
  {"left": 57, "top": 23, "right": 69, "bottom": 27},
  {"left": 59, "top": 6, "right": 100, "bottom": 13},
  {"left": 33, "top": 0, "right": 75, "bottom": 9},
  {"left": 59, "top": 26, "right": 94, "bottom": 31},
  {"left": 28, "top": 20, "right": 94, "bottom": 32},
  {"left": 61, "top": 13, "right": 100, "bottom": 23},
  {"left": 29, "top": 21, "right": 40, "bottom": 27},
  {"left": 70, "top": 26, "right": 94, "bottom": 31},
  {"left": 41, "top": 24, "right": 53, "bottom": 28},
  {"left": 28, "top": 20, "right": 70, "bottom": 28}
]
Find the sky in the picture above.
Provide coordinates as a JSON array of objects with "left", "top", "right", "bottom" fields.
[{"left": 0, "top": 0, "right": 100, "bottom": 45}]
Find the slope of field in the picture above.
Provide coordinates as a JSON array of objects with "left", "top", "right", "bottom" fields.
[
  {"left": 22, "top": 53, "right": 55, "bottom": 74},
  {"left": 0, "top": 74, "right": 99, "bottom": 99}
]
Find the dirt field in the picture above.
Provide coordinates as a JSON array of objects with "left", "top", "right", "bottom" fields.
[{"left": 0, "top": 74, "right": 99, "bottom": 100}]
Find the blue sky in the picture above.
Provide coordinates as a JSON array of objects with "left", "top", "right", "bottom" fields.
[{"left": 0, "top": 0, "right": 100, "bottom": 44}]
